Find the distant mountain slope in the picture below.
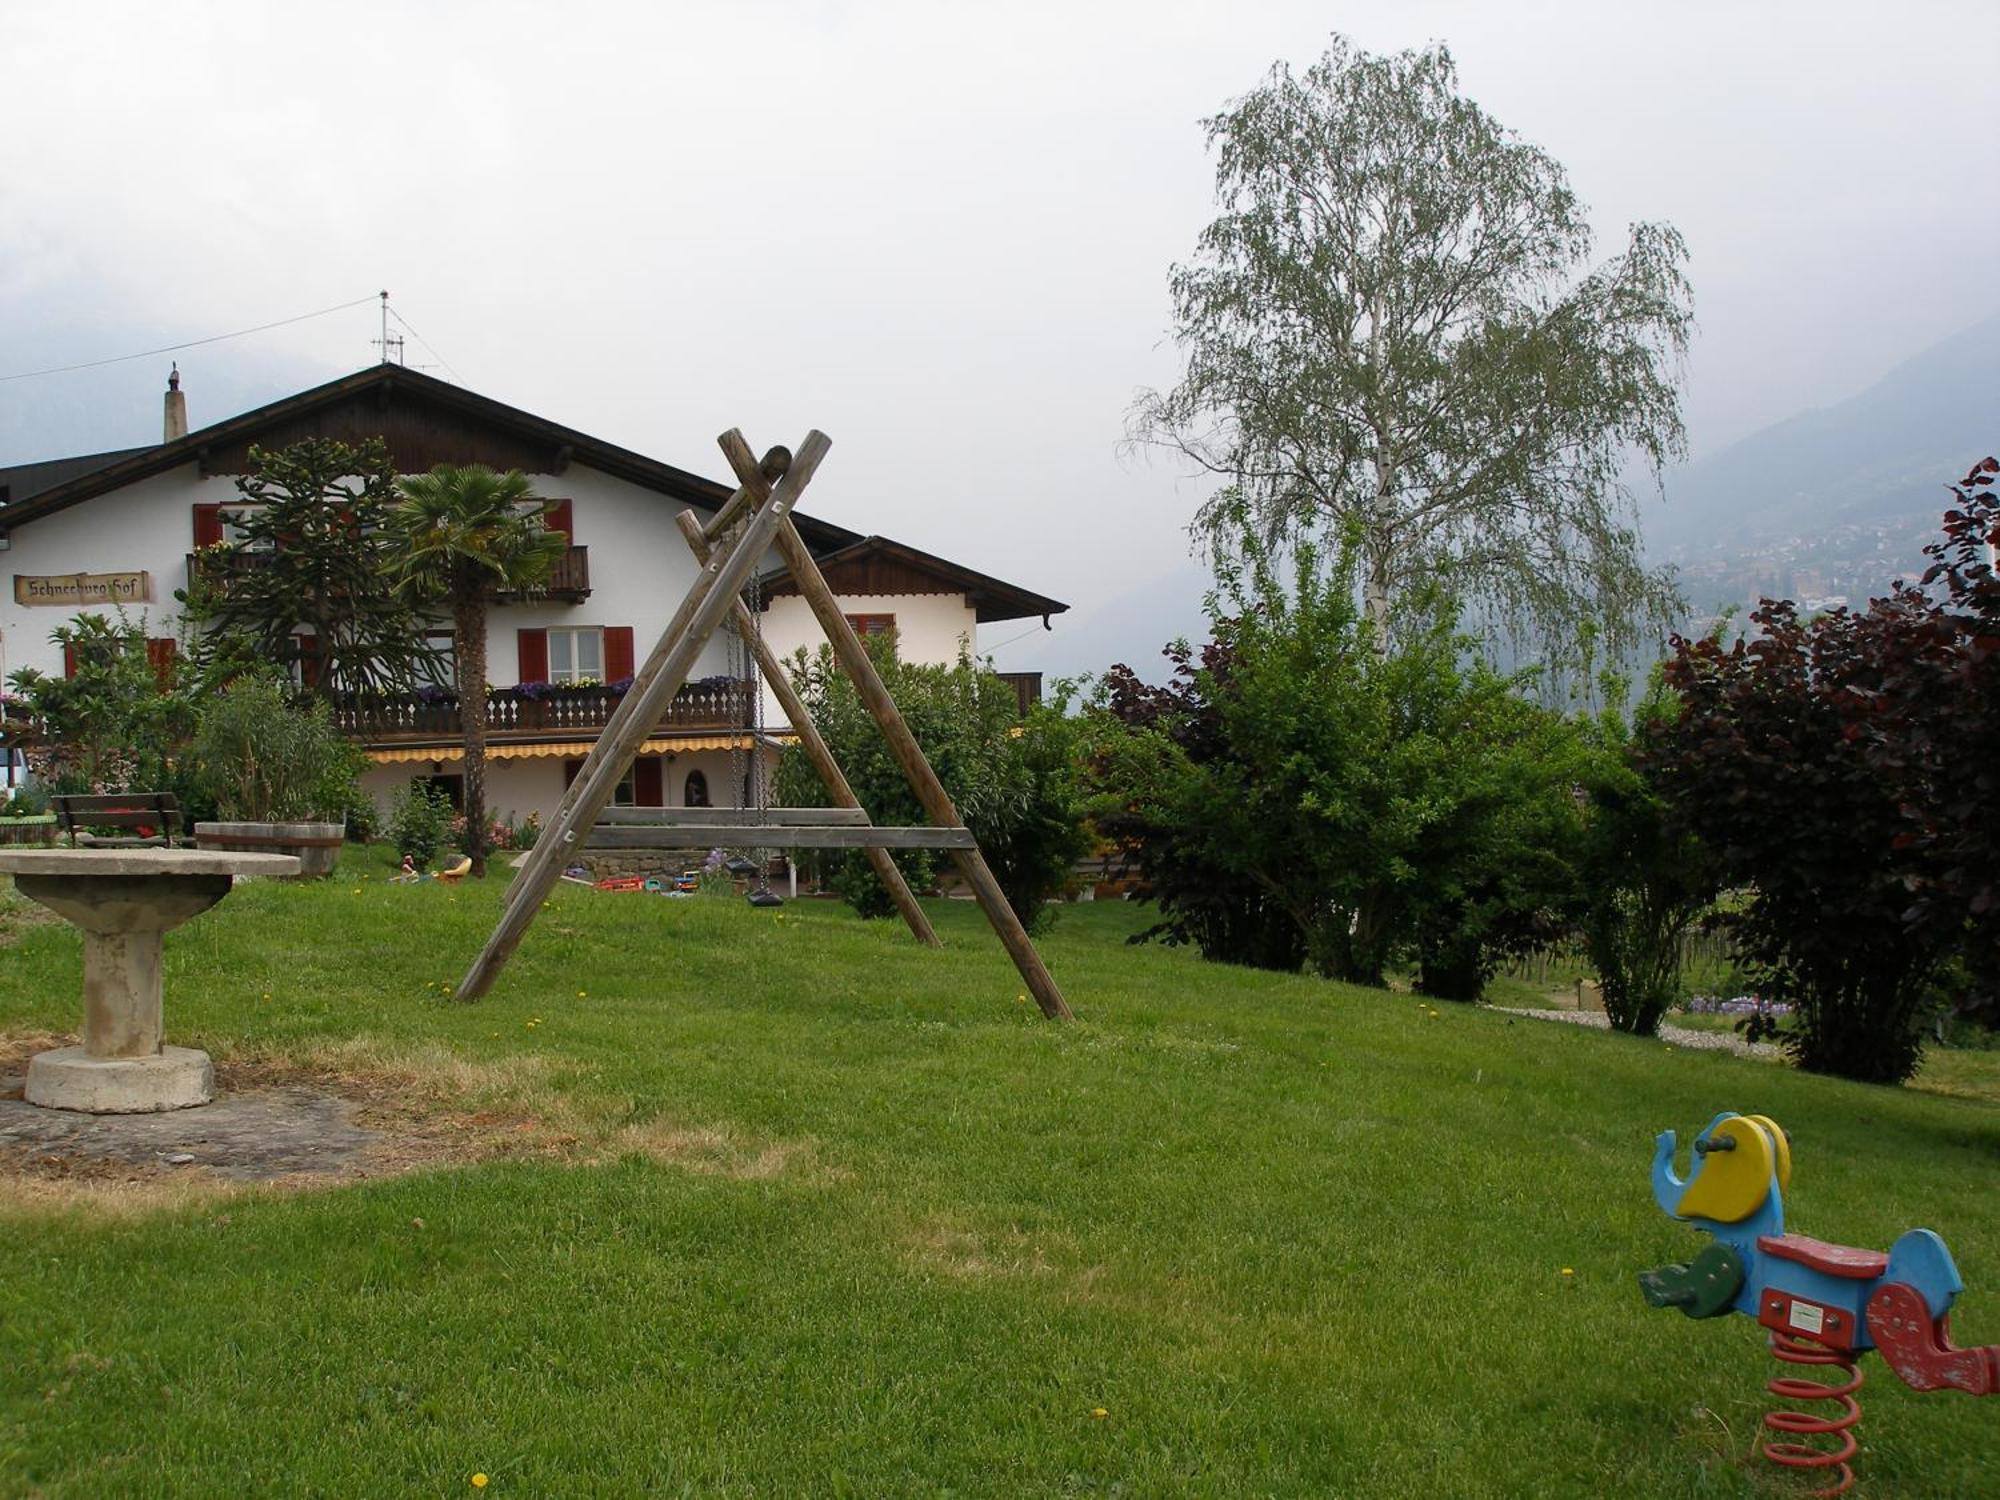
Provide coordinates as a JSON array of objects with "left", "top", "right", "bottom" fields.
[
  {"left": 1654, "top": 310, "right": 1999, "bottom": 559},
  {"left": 1649, "top": 310, "right": 1998, "bottom": 617}
]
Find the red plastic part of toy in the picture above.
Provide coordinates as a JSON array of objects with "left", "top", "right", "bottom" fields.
[
  {"left": 1756, "top": 1234, "right": 1890, "bottom": 1280},
  {"left": 1867, "top": 1282, "right": 2000, "bottom": 1395},
  {"left": 1763, "top": 1331, "right": 1862, "bottom": 1497}
]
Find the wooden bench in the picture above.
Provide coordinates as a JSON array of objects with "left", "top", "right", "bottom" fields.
[{"left": 50, "top": 792, "right": 183, "bottom": 849}]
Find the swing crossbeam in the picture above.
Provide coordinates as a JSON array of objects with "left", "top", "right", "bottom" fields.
[
  {"left": 591, "top": 806, "right": 873, "bottom": 827},
  {"left": 585, "top": 823, "right": 975, "bottom": 851}
]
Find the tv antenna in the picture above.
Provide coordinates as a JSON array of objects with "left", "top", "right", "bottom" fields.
[{"left": 372, "top": 290, "right": 406, "bottom": 366}]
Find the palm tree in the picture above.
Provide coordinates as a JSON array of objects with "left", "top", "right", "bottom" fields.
[{"left": 386, "top": 465, "right": 566, "bottom": 878}]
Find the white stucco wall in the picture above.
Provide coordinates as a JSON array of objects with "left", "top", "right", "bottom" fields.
[
  {"left": 1, "top": 458, "right": 745, "bottom": 689},
  {"left": 495, "top": 460, "right": 744, "bottom": 686},
  {"left": 0, "top": 460, "right": 236, "bottom": 684},
  {"left": 361, "top": 745, "right": 750, "bottom": 828},
  {"left": 754, "top": 591, "right": 977, "bottom": 727}
]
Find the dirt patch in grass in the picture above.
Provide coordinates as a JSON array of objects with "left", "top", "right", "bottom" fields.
[
  {"left": 904, "top": 1217, "right": 1070, "bottom": 1281},
  {"left": 0, "top": 1031, "right": 818, "bottom": 1216}
]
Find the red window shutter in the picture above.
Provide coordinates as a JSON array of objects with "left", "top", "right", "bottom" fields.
[
  {"left": 297, "top": 634, "right": 320, "bottom": 689},
  {"left": 544, "top": 499, "right": 574, "bottom": 541},
  {"left": 517, "top": 628, "right": 549, "bottom": 683},
  {"left": 192, "top": 503, "right": 224, "bottom": 548},
  {"left": 146, "top": 637, "right": 178, "bottom": 687},
  {"left": 563, "top": 758, "right": 582, "bottom": 789},
  {"left": 634, "top": 757, "right": 664, "bottom": 807},
  {"left": 62, "top": 642, "right": 77, "bottom": 679},
  {"left": 604, "top": 626, "right": 635, "bottom": 682}
]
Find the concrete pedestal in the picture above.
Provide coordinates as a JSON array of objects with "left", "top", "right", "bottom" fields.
[
  {"left": 0, "top": 848, "right": 299, "bottom": 1113},
  {"left": 25, "top": 1046, "right": 215, "bottom": 1113}
]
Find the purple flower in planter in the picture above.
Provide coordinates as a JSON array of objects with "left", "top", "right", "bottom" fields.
[
  {"left": 606, "top": 677, "right": 634, "bottom": 696},
  {"left": 414, "top": 684, "right": 457, "bottom": 706},
  {"left": 513, "top": 680, "right": 554, "bottom": 701}
]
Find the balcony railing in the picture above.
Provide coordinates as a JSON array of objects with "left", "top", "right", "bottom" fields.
[
  {"left": 187, "top": 544, "right": 591, "bottom": 603},
  {"left": 329, "top": 678, "right": 752, "bottom": 746},
  {"left": 495, "top": 545, "right": 591, "bottom": 602}
]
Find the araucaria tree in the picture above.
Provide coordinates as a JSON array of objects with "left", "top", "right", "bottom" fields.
[
  {"left": 386, "top": 465, "right": 565, "bottom": 878},
  {"left": 185, "top": 438, "right": 436, "bottom": 696},
  {"left": 1132, "top": 37, "right": 1692, "bottom": 669}
]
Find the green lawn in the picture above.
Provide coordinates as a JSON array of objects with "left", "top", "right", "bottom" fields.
[{"left": 3, "top": 854, "right": 1996, "bottom": 1497}]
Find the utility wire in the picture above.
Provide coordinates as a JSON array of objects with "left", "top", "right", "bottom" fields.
[
  {"left": 0, "top": 293, "right": 382, "bottom": 383},
  {"left": 386, "top": 305, "right": 464, "bottom": 385},
  {"left": 981, "top": 620, "right": 1051, "bottom": 656}
]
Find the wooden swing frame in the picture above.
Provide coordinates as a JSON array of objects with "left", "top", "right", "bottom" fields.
[{"left": 457, "top": 428, "right": 1073, "bottom": 1020}]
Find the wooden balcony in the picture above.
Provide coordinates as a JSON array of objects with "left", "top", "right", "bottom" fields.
[
  {"left": 494, "top": 545, "right": 591, "bottom": 603},
  {"left": 329, "top": 678, "right": 752, "bottom": 748},
  {"left": 187, "top": 545, "right": 591, "bottom": 603}
]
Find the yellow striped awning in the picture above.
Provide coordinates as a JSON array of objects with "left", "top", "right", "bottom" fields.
[{"left": 365, "top": 735, "right": 756, "bottom": 766}]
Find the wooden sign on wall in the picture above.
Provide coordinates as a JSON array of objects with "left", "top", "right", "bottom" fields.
[{"left": 12, "top": 572, "right": 153, "bottom": 607}]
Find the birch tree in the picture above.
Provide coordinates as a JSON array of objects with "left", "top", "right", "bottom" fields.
[{"left": 1132, "top": 37, "right": 1693, "bottom": 667}]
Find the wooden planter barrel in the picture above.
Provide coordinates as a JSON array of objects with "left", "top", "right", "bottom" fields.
[
  {"left": 193, "top": 821, "right": 344, "bottom": 878},
  {"left": 0, "top": 814, "right": 58, "bottom": 847}
]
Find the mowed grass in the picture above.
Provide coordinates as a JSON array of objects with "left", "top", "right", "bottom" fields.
[{"left": 2, "top": 853, "right": 1996, "bottom": 1497}]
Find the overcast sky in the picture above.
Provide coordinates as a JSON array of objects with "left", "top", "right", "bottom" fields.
[{"left": 4, "top": 1, "right": 1995, "bottom": 675}]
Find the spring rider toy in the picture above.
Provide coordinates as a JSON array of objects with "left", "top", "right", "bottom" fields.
[{"left": 1641, "top": 1112, "right": 1998, "bottom": 1494}]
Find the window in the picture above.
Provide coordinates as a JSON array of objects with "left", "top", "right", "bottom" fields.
[
  {"left": 416, "top": 630, "right": 456, "bottom": 690},
  {"left": 683, "top": 769, "right": 710, "bottom": 808},
  {"left": 845, "top": 613, "right": 896, "bottom": 639},
  {"left": 219, "top": 506, "right": 274, "bottom": 552},
  {"left": 546, "top": 626, "right": 604, "bottom": 684},
  {"left": 562, "top": 759, "right": 635, "bottom": 805}
]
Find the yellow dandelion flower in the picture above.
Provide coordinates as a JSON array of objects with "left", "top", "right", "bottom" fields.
[
  {"left": 577, "top": 991, "right": 586, "bottom": 998},
  {"left": 1561, "top": 1267, "right": 1575, "bottom": 1277},
  {"left": 471, "top": 1476, "right": 488, "bottom": 1490},
  {"left": 1091, "top": 1407, "right": 1109, "bottom": 1420}
]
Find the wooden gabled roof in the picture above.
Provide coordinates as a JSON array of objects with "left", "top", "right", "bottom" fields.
[
  {"left": 758, "top": 535, "right": 1068, "bottom": 625},
  {"left": 0, "top": 445, "right": 155, "bottom": 509},
  {"left": 0, "top": 364, "right": 864, "bottom": 555}
]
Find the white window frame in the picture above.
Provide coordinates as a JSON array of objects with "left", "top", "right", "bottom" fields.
[
  {"left": 218, "top": 505, "right": 274, "bottom": 553},
  {"left": 417, "top": 630, "right": 457, "bottom": 690},
  {"left": 546, "top": 626, "right": 604, "bottom": 685}
]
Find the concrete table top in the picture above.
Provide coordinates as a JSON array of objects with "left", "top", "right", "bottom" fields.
[{"left": 0, "top": 848, "right": 300, "bottom": 878}]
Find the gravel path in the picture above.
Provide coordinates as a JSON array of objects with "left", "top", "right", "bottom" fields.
[{"left": 1501, "top": 1007, "right": 1783, "bottom": 1060}]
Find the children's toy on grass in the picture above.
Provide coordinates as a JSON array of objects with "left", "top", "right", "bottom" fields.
[
  {"left": 1640, "top": 1111, "right": 1998, "bottom": 1494},
  {"left": 390, "top": 853, "right": 472, "bottom": 885}
]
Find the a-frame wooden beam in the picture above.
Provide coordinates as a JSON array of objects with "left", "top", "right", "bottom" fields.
[
  {"left": 714, "top": 442, "right": 1074, "bottom": 1022},
  {"left": 672, "top": 506, "right": 939, "bottom": 948},
  {"left": 456, "top": 430, "right": 828, "bottom": 1001}
]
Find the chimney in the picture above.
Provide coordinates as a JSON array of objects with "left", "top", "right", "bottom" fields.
[{"left": 164, "top": 364, "right": 187, "bottom": 442}]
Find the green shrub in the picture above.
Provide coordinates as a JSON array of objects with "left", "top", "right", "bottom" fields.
[
  {"left": 388, "top": 780, "right": 455, "bottom": 867},
  {"left": 5, "top": 611, "right": 196, "bottom": 795},
  {"left": 1087, "top": 535, "right": 1593, "bottom": 999},
  {"left": 775, "top": 640, "right": 1089, "bottom": 931},
  {"left": 189, "top": 672, "right": 363, "bottom": 822}
]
